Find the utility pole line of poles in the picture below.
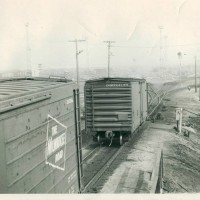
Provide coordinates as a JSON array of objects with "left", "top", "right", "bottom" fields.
[
  {"left": 103, "top": 41, "right": 115, "bottom": 77},
  {"left": 195, "top": 56, "right": 197, "bottom": 93},
  {"left": 69, "top": 39, "right": 85, "bottom": 89}
]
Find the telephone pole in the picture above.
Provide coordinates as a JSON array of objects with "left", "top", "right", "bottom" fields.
[
  {"left": 25, "top": 23, "right": 32, "bottom": 77},
  {"left": 158, "top": 26, "right": 163, "bottom": 77},
  {"left": 38, "top": 64, "right": 42, "bottom": 77},
  {"left": 199, "top": 76, "right": 200, "bottom": 101},
  {"left": 195, "top": 56, "right": 197, "bottom": 93},
  {"left": 104, "top": 41, "right": 115, "bottom": 77},
  {"left": 69, "top": 39, "right": 85, "bottom": 89},
  {"left": 177, "top": 52, "right": 182, "bottom": 85}
]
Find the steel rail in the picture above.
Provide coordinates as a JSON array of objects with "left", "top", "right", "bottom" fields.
[
  {"left": 82, "top": 146, "right": 100, "bottom": 163},
  {"left": 147, "top": 82, "right": 174, "bottom": 120},
  {"left": 147, "top": 92, "right": 166, "bottom": 120},
  {"left": 81, "top": 144, "right": 124, "bottom": 193},
  {"left": 81, "top": 120, "right": 149, "bottom": 193}
]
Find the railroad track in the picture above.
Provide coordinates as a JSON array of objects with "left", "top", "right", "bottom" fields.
[
  {"left": 81, "top": 144, "right": 123, "bottom": 193},
  {"left": 81, "top": 121, "right": 149, "bottom": 193},
  {"left": 147, "top": 83, "right": 175, "bottom": 120},
  {"left": 80, "top": 82, "right": 174, "bottom": 193},
  {"left": 82, "top": 145, "right": 100, "bottom": 162}
]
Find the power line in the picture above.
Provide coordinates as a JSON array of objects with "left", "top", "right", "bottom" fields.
[
  {"left": 37, "top": 39, "right": 200, "bottom": 49},
  {"left": 112, "top": 43, "right": 200, "bottom": 49},
  {"left": 103, "top": 41, "right": 115, "bottom": 77},
  {"left": 69, "top": 39, "right": 86, "bottom": 88}
]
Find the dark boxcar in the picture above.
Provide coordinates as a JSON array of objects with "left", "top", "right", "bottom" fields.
[
  {"left": 0, "top": 78, "right": 81, "bottom": 193},
  {"left": 84, "top": 78, "right": 147, "bottom": 145}
]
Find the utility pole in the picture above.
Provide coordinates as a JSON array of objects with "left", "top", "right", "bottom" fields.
[
  {"left": 25, "top": 23, "right": 32, "bottom": 77},
  {"left": 104, "top": 41, "right": 115, "bottom": 77},
  {"left": 177, "top": 52, "right": 182, "bottom": 85},
  {"left": 158, "top": 26, "right": 163, "bottom": 77},
  {"left": 195, "top": 56, "right": 197, "bottom": 93},
  {"left": 38, "top": 64, "right": 42, "bottom": 77},
  {"left": 199, "top": 76, "right": 200, "bottom": 101},
  {"left": 69, "top": 39, "right": 85, "bottom": 89}
]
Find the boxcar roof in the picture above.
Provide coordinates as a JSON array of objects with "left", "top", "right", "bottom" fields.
[
  {"left": 0, "top": 77, "right": 73, "bottom": 101},
  {"left": 85, "top": 77, "right": 146, "bottom": 83}
]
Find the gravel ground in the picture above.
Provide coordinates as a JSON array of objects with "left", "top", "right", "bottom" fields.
[{"left": 160, "top": 88, "right": 200, "bottom": 193}]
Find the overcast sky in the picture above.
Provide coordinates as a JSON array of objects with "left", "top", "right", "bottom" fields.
[{"left": 1, "top": 0, "right": 200, "bottom": 73}]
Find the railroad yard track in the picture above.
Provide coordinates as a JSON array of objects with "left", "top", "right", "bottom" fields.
[
  {"left": 82, "top": 145, "right": 99, "bottom": 162},
  {"left": 81, "top": 122, "right": 149, "bottom": 193},
  {"left": 147, "top": 82, "right": 178, "bottom": 120},
  {"left": 82, "top": 143, "right": 122, "bottom": 193},
  {"left": 80, "top": 82, "right": 172, "bottom": 193}
]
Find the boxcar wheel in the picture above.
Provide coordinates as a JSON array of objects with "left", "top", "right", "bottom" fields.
[
  {"left": 120, "top": 134, "right": 123, "bottom": 146},
  {"left": 97, "top": 135, "right": 101, "bottom": 143}
]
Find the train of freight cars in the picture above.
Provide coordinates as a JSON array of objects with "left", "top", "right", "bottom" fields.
[
  {"left": 84, "top": 78, "right": 148, "bottom": 145},
  {"left": 0, "top": 77, "right": 82, "bottom": 193}
]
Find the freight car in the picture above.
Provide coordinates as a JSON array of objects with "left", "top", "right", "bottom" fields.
[
  {"left": 84, "top": 78, "right": 147, "bottom": 145},
  {"left": 0, "top": 77, "right": 82, "bottom": 193}
]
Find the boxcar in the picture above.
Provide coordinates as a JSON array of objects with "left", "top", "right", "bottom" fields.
[
  {"left": 84, "top": 78, "right": 147, "bottom": 145},
  {"left": 0, "top": 77, "right": 82, "bottom": 193}
]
